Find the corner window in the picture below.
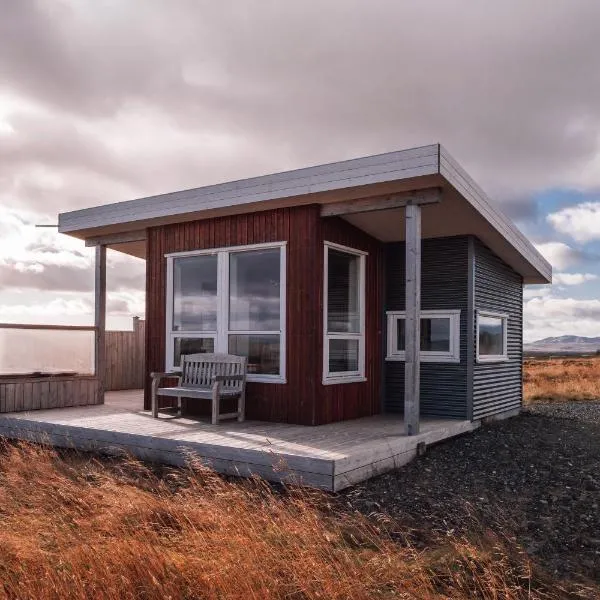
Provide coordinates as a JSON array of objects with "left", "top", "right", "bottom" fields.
[
  {"left": 323, "top": 242, "right": 366, "bottom": 384},
  {"left": 476, "top": 311, "right": 508, "bottom": 362},
  {"left": 386, "top": 310, "right": 461, "bottom": 363},
  {"left": 166, "top": 242, "right": 286, "bottom": 382}
]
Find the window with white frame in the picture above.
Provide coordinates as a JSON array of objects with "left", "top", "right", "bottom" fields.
[
  {"left": 166, "top": 242, "right": 286, "bottom": 382},
  {"left": 386, "top": 310, "right": 461, "bottom": 363},
  {"left": 323, "top": 242, "right": 366, "bottom": 384},
  {"left": 476, "top": 311, "right": 508, "bottom": 362}
]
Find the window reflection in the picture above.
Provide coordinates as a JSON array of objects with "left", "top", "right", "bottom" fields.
[
  {"left": 478, "top": 316, "right": 504, "bottom": 355},
  {"left": 327, "top": 250, "right": 360, "bottom": 333},
  {"left": 173, "top": 255, "right": 218, "bottom": 332},
  {"left": 229, "top": 334, "right": 280, "bottom": 375},
  {"left": 328, "top": 339, "right": 359, "bottom": 372},
  {"left": 396, "top": 318, "right": 451, "bottom": 352},
  {"left": 229, "top": 249, "right": 280, "bottom": 331},
  {"left": 174, "top": 337, "right": 215, "bottom": 367}
]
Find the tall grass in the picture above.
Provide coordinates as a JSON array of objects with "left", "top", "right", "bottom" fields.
[
  {"left": 524, "top": 357, "right": 600, "bottom": 403},
  {"left": 0, "top": 440, "right": 587, "bottom": 599}
]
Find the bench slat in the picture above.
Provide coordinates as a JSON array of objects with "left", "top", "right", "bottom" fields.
[{"left": 158, "top": 387, "right": 240, "bottom": 399}]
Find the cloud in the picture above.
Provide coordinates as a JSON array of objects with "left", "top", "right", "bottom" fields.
[
  {"left": 533, "top": 242, "right": 586, "bottom": 270},
  {"left": 0, "top": 296, "right": 94, "bottom": 319},
  {"left": 4, "top": 0, "right": 600, "bottom": 328},
  {"left": 524, "top": 294, "right": 600, "bottom": 341},
  {"left": 552, "top": 272, "right": 598, "bottom": 286},
  {"left": 523, "top": 286, "right": 552, "bottom": 300},
  {"left": 1, "top": 0, "right": 600, "bottom": 210},
  {"left": 547, "top": 201, "right": 600, "bottom": 242},
  {"left": 0, "top": 205, "right": 144, "bottom": 294}
]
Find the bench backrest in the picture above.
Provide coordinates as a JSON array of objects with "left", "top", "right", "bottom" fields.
[{"left": 181, "top": 353, "right": 247, "bottom": 391}]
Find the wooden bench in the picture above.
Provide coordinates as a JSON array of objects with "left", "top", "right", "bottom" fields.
[{"left": 151, "top": 353, "right": 247, "bottom": 424}]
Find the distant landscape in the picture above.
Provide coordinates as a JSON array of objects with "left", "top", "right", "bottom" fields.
[{"left": 524, "top": 335, "right": 600, "bottom": 355}]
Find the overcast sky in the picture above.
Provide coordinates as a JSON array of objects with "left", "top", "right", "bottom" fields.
[{"left": 1, "top": 0, "right": 600, "bottom": 340}]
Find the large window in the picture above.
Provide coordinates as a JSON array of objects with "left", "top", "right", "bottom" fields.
[
  {"left": 166, "top": 242, "right": 286, "bottom": 382},
  {"left": 323, "top": 242, "right": 366, "bottom": 384},
  {"left": 386, "top": 310, "right": 461, "bottom": 363},
  {"left": 476, "top": 311, "right": 508, "bottom": 362}
]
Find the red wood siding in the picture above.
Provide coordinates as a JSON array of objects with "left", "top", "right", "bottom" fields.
[
  {"left": 144, "top": 206, "right": 383, "bottom": 425},
  {"left": 144, "top": 206, "right": 321, "bottom": 425},
  {"left": 317, "top": 218, "right": 384, "bottom": 424}
]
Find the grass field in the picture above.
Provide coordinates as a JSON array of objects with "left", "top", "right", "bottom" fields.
[
  {"left": 0, "top": 357, "right": 597, "bottom": 599},
  {"left": 0, "top": 440, "right": 587, "bottom": 600},
  {"left": 524, "top": 356, "right": 600, "bottom": 404}
]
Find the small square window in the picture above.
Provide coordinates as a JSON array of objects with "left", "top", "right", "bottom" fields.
[
  {"left": 386, "top": 310, "right": 461, "bottom": 363},
  {"left": 477, "top": 311, "right": 508, "bottom": 362}
]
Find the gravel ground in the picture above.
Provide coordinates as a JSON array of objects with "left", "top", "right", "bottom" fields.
[
  {"left": 340, "top": 405, "right": 600, "bottom": 587},
  {"left": 527, "top": 400, "right": 600, "bottom": 425}
]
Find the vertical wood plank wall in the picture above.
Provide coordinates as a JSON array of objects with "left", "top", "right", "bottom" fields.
[
  {"left": 145, "top": 206, "right": 321, "bottom": 424},
  {"left": 104, "top": 318, "right": 146, "bottom": 391},
  {"left": 0, "top": 377, "right": 100, "bottom": 413}
]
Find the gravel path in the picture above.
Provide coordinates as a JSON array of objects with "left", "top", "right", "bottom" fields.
[{"left": 340, "top": 406, "right": 600, "bottom": 586}]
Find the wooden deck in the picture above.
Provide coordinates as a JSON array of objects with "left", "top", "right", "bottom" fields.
[{"left": 0, "top": 390, "right": 479, "bottom": 491}]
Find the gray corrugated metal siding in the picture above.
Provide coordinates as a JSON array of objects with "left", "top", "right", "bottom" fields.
[
  {"left": 384, "top": 236, "right": 469, "bottom": 419},
  {"left": 472, "top": 239, "right": 523, "bottom": 419}
]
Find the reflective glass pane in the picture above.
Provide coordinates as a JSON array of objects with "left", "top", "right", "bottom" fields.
[
  {"left": 478, "top": 316, "right": 504, "bottom": 355},
  {"left": 396, "top": 319, "right": 405, "bottom": 352},
  {"left": 229, "top": 334, "right": 280, "bottom": 375},
  {"left": 173, "top": 255, "right": 218, "bottom": 332},
  {"left": 421, "top": 318, "right": 450, "bottom": 352},
  {"left": 229, "top": 249, "right": 281, "bottom": 331},
  {"left": 327, "top": 249, "right": 360, "bottom": 333},
  {"left": 328, "top": 338, "right": 359, "bottom": 373},
  {"left": 0, "top": 328, "right": 94, "bottom": 375},
  {"left": 396, "top": 317, "right": 451, "bottom": 352},
  {"left": 174, "top": 337, "right": 215, "bottom": 367}
]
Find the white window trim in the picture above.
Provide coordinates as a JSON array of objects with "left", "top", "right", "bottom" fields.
[
  {"left": 386, "top": 309, "right": 461, "bottom": 363},
  {"left": 476, "top": 310, "right": 509, "bottom": 363},
  {"left": 322, "top": 241, "right": 367, "bottom": 385},
  {"left": 165, "top": 241, "right": 287, "bottom": 383}
]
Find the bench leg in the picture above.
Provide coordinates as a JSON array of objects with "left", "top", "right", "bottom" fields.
[
  {"left": 211, "top": 382, "right": 220, "bottom": 425},
  {"left": 177, "top": 396, "right": 182, "bottom": 416},
  {"left": 151, "top": 378, "right": 160, "bottom": 418},
  {"left": 238, "top": 390, "right": 245, "bottom": 422}
]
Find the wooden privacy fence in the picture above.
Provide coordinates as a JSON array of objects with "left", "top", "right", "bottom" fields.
[{"left": 104, "top": 317, "right": 146, "bottom": 391}]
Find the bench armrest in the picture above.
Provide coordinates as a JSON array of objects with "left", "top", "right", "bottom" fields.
[
  {"left": 212, "top": 374, "right": 246, "bottom": 382},
  {"left": 151, "top": 371, "right": 179, "bottom": 380}
]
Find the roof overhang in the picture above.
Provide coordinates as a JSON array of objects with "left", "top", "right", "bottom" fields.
[{"left": 58, "top": 143, "right": 551, "bottom": 284}]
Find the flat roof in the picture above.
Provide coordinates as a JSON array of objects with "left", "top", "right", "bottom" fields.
[{"left": 58, "top": 143, "right": 551, "bottom": 284}]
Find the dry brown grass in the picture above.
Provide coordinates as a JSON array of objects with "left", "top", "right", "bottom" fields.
[
  {"left": 524, "top": 356, "right": 600, "bottom": 404},
  {"left": 0, "top": 441, "right": 584, "bottom": 599}
]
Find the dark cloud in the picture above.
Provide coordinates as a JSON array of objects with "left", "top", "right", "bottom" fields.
[
  {"left": 0, "top": 257, "right": 145, "bottom": 293},
  {"left": 496, "top": 195, "right": 539, "bottom": 223},
  {"left": 106, "top": 298, "right": 132, "bottom": 315},
  {"left": 1, "top": 0, "right": 600, "bottom": 216},
  {"left": 0, "top": 261, "right": 90, "bottom": 292}
]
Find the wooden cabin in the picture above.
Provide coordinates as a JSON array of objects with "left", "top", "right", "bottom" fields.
[{"left": 57, "top": 144, "right": 551, "bottom": 434}]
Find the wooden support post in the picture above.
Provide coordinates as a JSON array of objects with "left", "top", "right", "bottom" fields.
[
  {"left": 95, "top": 245, "right": 107, "bottom": 404},
  {"left": 404, "top": 203, "right": 421, "bottom": 435}
]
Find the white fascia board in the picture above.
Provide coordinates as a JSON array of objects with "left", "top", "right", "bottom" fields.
[
  {"left": 58, "top": 144, "right": 439, "bottom": 233},
  {"left": 439, "top": 145, "right": 552, "bottom": 284}
]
